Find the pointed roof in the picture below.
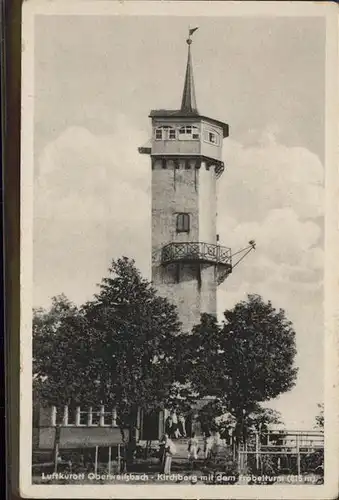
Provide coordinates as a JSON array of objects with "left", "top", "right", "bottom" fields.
[
  {"left": 149, "top": 28, "right": 229, "bottom": 138},
  {"left": 181, "top": 39, "right": 198, "bottom": 114}
]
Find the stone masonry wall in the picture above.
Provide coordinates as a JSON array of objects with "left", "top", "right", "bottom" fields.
[{"left": 152, "top": 159, "right": 217, "bottom": 332}]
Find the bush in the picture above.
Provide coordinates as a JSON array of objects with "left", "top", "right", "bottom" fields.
[{"left": 202, "top": 450, "right": 239, "bottom": 484}]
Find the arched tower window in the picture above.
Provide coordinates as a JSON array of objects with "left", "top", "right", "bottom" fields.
[
  {"left": 154, "top": 126, "right": 177, "bottom": 140},
  {"left": 178, "top": 125, "right": 199, "bottom": 141},
  {"left": 176, "top": 213, "right": 190, "bottom": 233}
]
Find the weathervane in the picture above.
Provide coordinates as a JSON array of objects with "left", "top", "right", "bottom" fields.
[{"left": 187, "top": 26, "right": 199, "bottom": 45}]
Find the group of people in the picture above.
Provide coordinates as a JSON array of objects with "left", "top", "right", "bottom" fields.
[
  {"left": 159, "top": 409, "right": 229, "bottom": 474},
  {"left": 159, "top": 430, "right": 220, "bottom": 474},
  {"left": 187, "top": 432, "right": 218, "bottom": 460},
  {"left": 164, "top": 410, "right": 187, "bottom": 439}
]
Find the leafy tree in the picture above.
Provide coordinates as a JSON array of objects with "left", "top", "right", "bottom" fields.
[
  {"left": 33, "top": 294, "right": 80, "bottom": 387},
  {"left": 245, "top": 405, "right": 282, "bottom": 431},
  {"left": 81, "top": 257, "right": 182, "bottom": 440},
  {"left": 33, "top": 258, "right": 183, "bottom": 465},
  {"left": 182, "top": 294, "right": 297, "bottom": 443},
  {"left": 33, "top": 294, "right": 82, "bottom": 463},
  {"left": 242, "top": 405, "right": 282, "bottom": 437},
  {"left": 195, "top": 399, "right": 282, "bottom": 441}
]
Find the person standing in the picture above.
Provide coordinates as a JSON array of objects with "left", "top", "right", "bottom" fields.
[
  {"left": 171, "top": 410, "right": 179, "bottom": 439},
  {"left": 162, "top": 434, "right": 176, "bottom": 474},
  {"left": 204, "top": 432, "right": 213, "bottom": 460},
  {"left": 165, "top": 414, "right": 173, "bottom": 437},
  {"left": 187, "top": 432, "right": 199, "bottom": 460},
  {"left": 185, "top": 413, "right": 193, "bottom": 437},
  {"left": 159, "top": 434, "right": 166, "bottom": 466},
  {"left": 178, "top": 414, "right": 187, "bottom": 438}
]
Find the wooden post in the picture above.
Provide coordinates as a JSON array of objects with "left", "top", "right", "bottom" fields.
[
  {"left": 95, "top": 446, "right": 98, "bottom": 475},
  {"left": 53, "top": 424, "right": 61, "bottom": 473},
  {"left": 237, "top": 444, "right": 241, "bottom": 474},
  {"left": 296, "top": 434, "right": 301, "bottom": 475},
  {"left": 108, "top": 446, "right": 111, "bottom": 474},
  {"left": 54, "top": 442, "right": 59, "bottom": 473},
  {"left": 255, "top": 432, "right": 260, "bottom": 472},
  {"left": 117, "top": 444, "right": 121, "bottom": 473},
  {"left": 135, "top": 408, "right": 141, "bottom": 442}
]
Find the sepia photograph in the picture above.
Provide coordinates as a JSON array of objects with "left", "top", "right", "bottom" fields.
[{"left": 19, "top": 1, "right": 339, "bottom": 498}]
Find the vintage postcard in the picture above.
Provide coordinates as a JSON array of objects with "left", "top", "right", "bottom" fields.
[{"left": 19, "top": 1, "right": 339, "bottom": 498}]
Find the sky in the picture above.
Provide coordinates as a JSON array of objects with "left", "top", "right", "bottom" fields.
[{"left": 32, "top": 13, "right": 325, "bottom": 429}]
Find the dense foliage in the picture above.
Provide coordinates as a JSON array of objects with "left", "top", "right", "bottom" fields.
[
  {"left": 34, "top": 268, "right": 298, "bottom": 448},
  {"left": 33, "top": 258, "right": 182, "bottom": 440},
  {"left": 181, "top": 294, "right": 298, "bottom": 441}
]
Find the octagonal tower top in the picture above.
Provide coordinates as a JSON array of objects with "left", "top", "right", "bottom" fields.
[{"left": 139, "top": 28, "right": 229, "bottom": 164}]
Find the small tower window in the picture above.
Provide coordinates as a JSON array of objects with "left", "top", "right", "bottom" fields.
[
  {"left": 155, "top": 128, "right": 163, "bottom": 140},
  {"left": 209, "top": 132, "right": 217, "bottom": 144},
  {"left": 155, "top": 126, "right": 176, "bottom": 140},
  {"left": 168, "top": 128, "right": 176, "bottom": 140},
  {"left": 204, "top": 129, "right": 220, "bottom": 145},
  {"left": 176, "top": 213, "right": 190, "bottom": 233}
]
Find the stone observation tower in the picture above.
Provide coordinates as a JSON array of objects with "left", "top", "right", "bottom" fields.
[{"left": 139, "top": 29, "right": 254, "bottom": 332}]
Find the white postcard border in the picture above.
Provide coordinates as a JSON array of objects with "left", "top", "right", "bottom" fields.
[{"left": 19, "top": 1, "right": 339, "bottom": 499}]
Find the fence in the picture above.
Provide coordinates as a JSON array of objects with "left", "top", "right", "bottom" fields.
[
  {"left": 237, "top": 430, "right": 324, "bottom": 476},
  {"left": 32, "top": 430, "right": 325, "bottom": 479},
  {"left": 32, "top": 443, "right": 125, "bottom": 476}
]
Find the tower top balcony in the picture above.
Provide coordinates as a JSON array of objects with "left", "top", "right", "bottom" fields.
[
  {"left": 161, "top": 241, "right": 232, "bottom": 284},
  {"left": 149, "top": 110, "right": 229, "bottom": 139}
]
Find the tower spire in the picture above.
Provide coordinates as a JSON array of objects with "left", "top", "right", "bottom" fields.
[{"left": 181, "top": 27, "right": 199, "bottom": 113}]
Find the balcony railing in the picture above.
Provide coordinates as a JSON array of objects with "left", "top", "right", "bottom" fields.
[{"left": 161, "top": 242, "right": 232, "bottom": 267}]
